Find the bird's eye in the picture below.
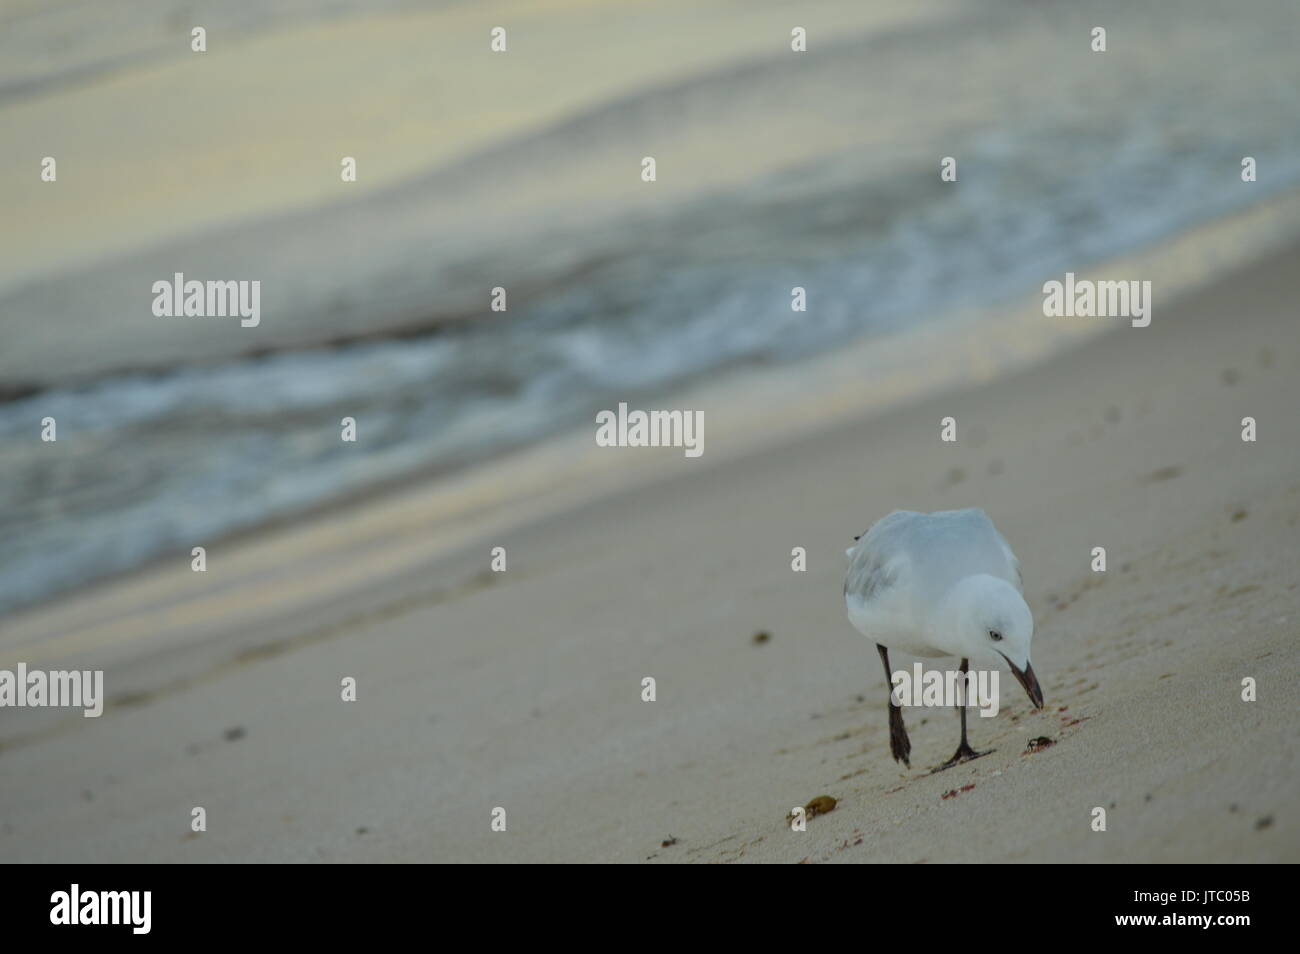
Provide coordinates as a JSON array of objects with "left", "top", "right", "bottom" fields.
[{"left": 989, "top": 630, "right": 1003, "bottom": 642}]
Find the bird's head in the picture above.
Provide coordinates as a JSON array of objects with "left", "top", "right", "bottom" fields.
[{"left": 943, "top": 574, "right": 1043, "bottom": 708}]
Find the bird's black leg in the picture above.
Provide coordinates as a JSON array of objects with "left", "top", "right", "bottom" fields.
[
  {"left": 932, "top": 657, "right": 993, "bottom": 773},
  {"left": 876, "top": 644, "right": 911, "bottom": 767}
]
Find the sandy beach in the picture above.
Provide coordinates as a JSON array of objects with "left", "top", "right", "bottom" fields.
[
  {"left": 2, "top": 231, "right": 1295, "bottom": 863},
  {"left": 2, "top": 0, "right": 1297, "bottom": 871}
]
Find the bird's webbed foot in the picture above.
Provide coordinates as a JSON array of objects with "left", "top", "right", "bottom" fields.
[{"left": 929, "top": 741, "right": 992, "bottom": 774}]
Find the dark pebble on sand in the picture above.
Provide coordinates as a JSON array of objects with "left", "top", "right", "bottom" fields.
[{"left": 805, "top": 795, "right": 837, "bottom": 817}]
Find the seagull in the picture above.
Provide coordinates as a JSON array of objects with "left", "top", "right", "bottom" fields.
[{"left": 844, "top": 508, "right": 1043, "bottom": 771}]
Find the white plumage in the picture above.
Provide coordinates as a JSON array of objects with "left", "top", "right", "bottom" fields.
[{"left": 844, "top": 508, "right": 1042, "bottom": 769}]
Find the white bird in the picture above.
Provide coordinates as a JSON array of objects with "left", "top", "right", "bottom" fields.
[{"left": 844, "top": 508, "right": 1043, "bottom": 770}]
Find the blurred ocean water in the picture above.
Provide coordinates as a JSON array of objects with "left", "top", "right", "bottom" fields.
[{"left": 1, "top": 0, "right": 1298, "bottom": 614}]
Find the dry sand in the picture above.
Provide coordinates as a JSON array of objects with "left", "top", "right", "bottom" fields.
[{"left": 1, "top": 239, "right": 1297, "bottom": 863}]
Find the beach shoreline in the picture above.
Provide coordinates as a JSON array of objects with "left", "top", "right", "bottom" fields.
[
  {"left": 1, "top": 227, "right": 1296, "bottom": 862},
  {"left": 4, "top": 188, "right": 1299, "bottom": 626},
  {"left": 7, "top": 0, "right": 1300, "bottom": 628}
]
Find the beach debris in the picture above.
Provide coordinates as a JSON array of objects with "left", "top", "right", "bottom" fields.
[
  {"left": 1255, "top": 815, "right": 1273, "bottom": 831},
  {"left": 223, "top": 726, "right": 246, "bottom": 742},
  {"left": 661, "top": 835, "right": 678, "bottom": 848},
  {"left": 1142, "top": 464, "right": 1183, "bottom": 484},
  {"left": 1024, "top": 736, "right": 1055, "bottom": 753},
  {"left": 941, "top": 784, "right": 976, "bottom": 800},
  {"left": 1231, "top": 507, "right": 1248, "bottom": 522},
  {"left": 751, "top": 630, "right": 770, "bottom": 645},
  {"left": 803, "top": 796, "right": 837, "bottom": 818}
]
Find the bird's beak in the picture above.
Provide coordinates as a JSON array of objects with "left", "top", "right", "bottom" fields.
[{"left": 999, "top": 652, "right": 1044, "bottom": 708}]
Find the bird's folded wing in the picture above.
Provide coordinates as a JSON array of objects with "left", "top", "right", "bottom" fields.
[
  {"left": 991, "top": 527, "right": 1024, "bottom": 592},
  {"left": 844, "top": 543, "right": 910, "bottom": 602}
]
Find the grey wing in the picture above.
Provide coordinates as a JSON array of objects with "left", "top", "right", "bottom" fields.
[
  {"left": 844, "top": 513, "right": 917, "bottom": 602},
  {"left": 957, "top": 508, "right": 1024, "bottom": 592},
  {"left": 865, "top": 508, "right": 1021, "bottom": 597},
  {"left": 980, "top": 514, "right": 1024, "bottom": 593},
  {"left": 845, "top": 546, "right": 893, "bottom": 601},
  {"left": 1003, "top": 539, "right": 1024, "bottom": 592}
]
